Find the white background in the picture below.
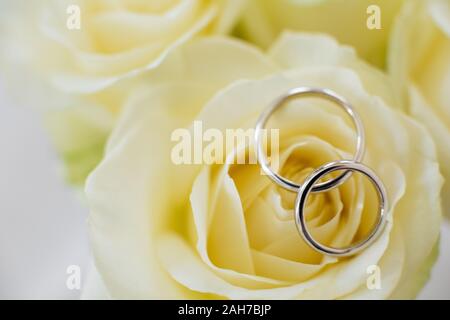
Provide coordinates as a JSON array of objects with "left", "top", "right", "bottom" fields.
[{"left": 0, "top": 82, "right": 449, "bottom": 300}]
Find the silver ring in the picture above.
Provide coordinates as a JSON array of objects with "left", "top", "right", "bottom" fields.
[
  {"left": 294, "top": 160, "right": 388, "bottom": 257},
  {"left": 255, "top": 87, "right": 365, "bottom": 193}
]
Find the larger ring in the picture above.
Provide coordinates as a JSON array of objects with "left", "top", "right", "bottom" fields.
[
  {"left": 255, "top": 87, "right": 365, "bottom": 193},
  {"left": 294, "top": 160, "right": 388, "bottom": 257}
]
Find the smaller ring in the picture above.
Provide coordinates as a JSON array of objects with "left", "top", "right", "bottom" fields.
[
  {"left": 255, "top": 87, "right": 365, "bottom": 193},
  {"left": 294, "top": 160, "right": 388, "bottom": 257}
]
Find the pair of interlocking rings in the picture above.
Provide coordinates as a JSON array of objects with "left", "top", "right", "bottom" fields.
[{"left": 254, "top": 87, "right": 388, "bottom": 257}]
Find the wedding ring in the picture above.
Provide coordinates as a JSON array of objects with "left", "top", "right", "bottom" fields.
[
  {"left": 255, "top": 87, "right": 365, "bottom": 193},
  {"left": 294, "top": 160, "right": 388, "bottom": 257}
]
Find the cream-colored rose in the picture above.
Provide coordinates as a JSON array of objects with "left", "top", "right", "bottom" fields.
[
  {"left": 389, "top": 0, "right": 450, "bottom": 216},
  {"left": 83, "top": 33, "right": 442, "bottom": 299},
  {"left": 1, "top": 0, "right": 245, "bottom": 92},
  {"left": 237, "top": 0, "right": 404, "bottom": 68},
  {"left": 0, "top": 0, "right": 245, "bottom": 184}
]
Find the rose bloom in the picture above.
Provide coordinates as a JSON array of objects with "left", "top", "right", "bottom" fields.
[
  {"left": 0, "top": 0, "right": 245, "bottom": 184},
  {"left": 83, "top": 33, "right": 442, "bottom": 299},
  {"left": 237, "top": 0, "right": 405, "bottom": 68},
  {"left": 389, "top": 0, "right": 450, "bottom": 217}
]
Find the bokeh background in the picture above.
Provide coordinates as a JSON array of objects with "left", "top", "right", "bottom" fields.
[{"left": 0, "top": 67, "right": 449, "bottom": 299}]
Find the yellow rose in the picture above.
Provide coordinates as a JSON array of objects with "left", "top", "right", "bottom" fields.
[
  {"left": 237, "top": 0, "right": 404, "bottom": 68},
  {"left": 2, "top": 0, "right": 245, "bottom": 92},
  {"left": 83, "top": 33, "right": 442, "bottom": 299},
  {"left": 389, "top": 0, "right": 450, "bottom": 216},
  {"left": 0, "top": 0, "right": 245, "bottom": 184}
]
